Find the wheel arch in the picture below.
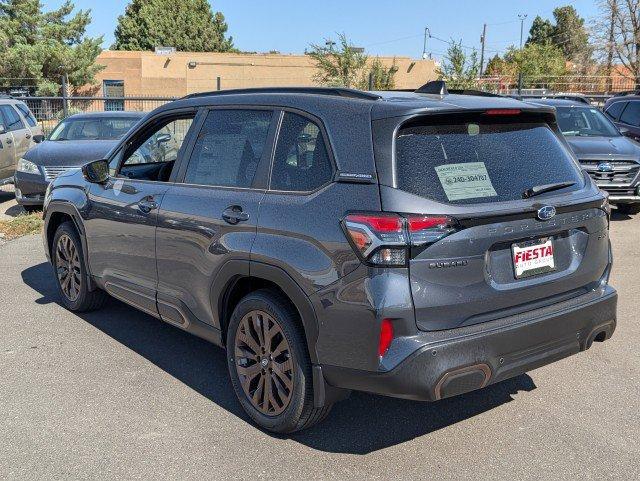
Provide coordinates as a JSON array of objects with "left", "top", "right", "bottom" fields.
[
  {"left": 44, "top": 201, "right": 95, "bottom": 290},
  {"left": 214, "top": 260, "right": 320, "bottom": 364}
]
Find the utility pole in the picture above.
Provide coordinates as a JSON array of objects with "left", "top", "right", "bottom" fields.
[
  {"left": 517, "top": 13, "right": 527, "bottom": 96},
  {"left": 479, "top": 23, "right": 487, "bottom": 75},
  {"left": 422, "top": 27, "right": 430, "bottom": 59}
]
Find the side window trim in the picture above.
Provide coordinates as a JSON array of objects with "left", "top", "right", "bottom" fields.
[
  {"left": 174, "top": 105, "right": 279, "bottom": 191},
  {"left": 267, "top": 107, "right": 337, "bottom": 195},
  {"left": 113, "top": 107, "right": 201, "bottom": 181}
]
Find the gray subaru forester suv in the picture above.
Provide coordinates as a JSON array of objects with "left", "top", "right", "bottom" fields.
[{"left": 41, "top": 82, "right": 617, "bottom": 433}]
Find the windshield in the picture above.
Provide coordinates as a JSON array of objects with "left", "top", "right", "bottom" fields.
[
  {"left": 395, "top": 115, "right": 584, "bottom": 205},
  {"left": 49, "top": 117, "right": 141, "bottom": 141},
  {"left": 555, "top": 106, "right": 620, "bottom": 137}
]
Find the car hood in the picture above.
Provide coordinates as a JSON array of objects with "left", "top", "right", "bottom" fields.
[
  {"left": 23, "top": 140, "right": 118, "bottom": 167},
  {"left": 565, "top": 135, "right": 640, "bottom": 161}
]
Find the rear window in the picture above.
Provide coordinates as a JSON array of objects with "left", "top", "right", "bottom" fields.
[{"left": 395, "top": 115, "right": 584, "bottom": 205}]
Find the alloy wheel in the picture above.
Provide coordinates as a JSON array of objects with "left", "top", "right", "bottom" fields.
[
  {"left": 234, "top": 310, "right": 294, "bottom": 416},
  {"left": 55, "top": 234, "right": 81, "bottom": 302}
]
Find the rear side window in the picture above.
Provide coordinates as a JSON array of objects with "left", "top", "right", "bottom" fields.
[
  {"left": 395, "top": 115, "right": 584, "bottom": 205},
  {"left": 14, "top": 103, "right": 37, "bottom": 127},
  {"left": 605, "top": 101, "right": 626, "bottom": 121},
  {"left": 270, "top": 112, "right": 333, "bottom": 192},
  {"left": 0, "top": 105, "right": 25, "bottom": 132},
  {"left": 184, "top": 109, "right": 272, "bottom": 188},
  {"left": 619, "top": 101, "right": 640, "bottom": 126}
]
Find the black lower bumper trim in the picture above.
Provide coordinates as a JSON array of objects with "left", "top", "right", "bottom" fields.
[{"left": 322, "top": 286, "right": 617, "bottom": 402}]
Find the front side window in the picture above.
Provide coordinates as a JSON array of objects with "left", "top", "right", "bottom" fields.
[
  {"left": 123, "top": 117, "right": 193, "bottom": 166},
  {"left": 619, "top": 101, "right": 640, "bottom": 126},
  {"left": 184, "top": 109, "right": 273, "bottom": 188},
  {"left": 605, "top": 101, "right": 625, "bottom": 121},
  {"left": 270, "top": 112, "right": 333, "bottom": 192},
  {"left": 0, "top": 105, "right": 25, "bottom": 132},
  {"left": 49, "top": 117, "right": 142, "bottom": 141}
]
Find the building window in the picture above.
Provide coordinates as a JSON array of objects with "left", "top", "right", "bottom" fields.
[{"left": 103, "top": 80, "right": 125, "bottom": 111}]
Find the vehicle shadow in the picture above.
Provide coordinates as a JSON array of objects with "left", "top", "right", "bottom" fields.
[
  {"left": 610, "top": 210, "right": 633, "bottom": 221},
  {"left": 22, "top": 261, "right": 537, "bottom": 455}
]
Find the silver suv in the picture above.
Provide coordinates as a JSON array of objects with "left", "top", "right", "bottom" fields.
[{"left": 0, "top": 96, "right": 43, "bottom": 185}]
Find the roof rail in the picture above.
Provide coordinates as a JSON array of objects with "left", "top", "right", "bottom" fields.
[
  {"left": 415, "top": 80, "right": 448, "bottom": 95},
  {"left": 0, "top": 94, "right": 13, "bottom": 99},
  {"left": 180, "top": 87, "right": 382, "bottom": 101}
]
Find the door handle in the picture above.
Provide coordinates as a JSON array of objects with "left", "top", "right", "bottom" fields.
[
  {"left": 222, "top": 205, "right": 249, "bottom": 224},
  {"left": 137, "top": 198, "right": 158, "bottom": 213},
  {"left": 5, "top": 138, "right": 12, "bottom": 144},
  {"left": 25, "top": 133, "right": 31, "bottom": 139}
]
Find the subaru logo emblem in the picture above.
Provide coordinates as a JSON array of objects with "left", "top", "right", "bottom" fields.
[
  {"left": 537, "top": 205, "right": 556, "bottom": 221},
  {"left": 597, "top": 161, "right": 614, "bottom": 172}
]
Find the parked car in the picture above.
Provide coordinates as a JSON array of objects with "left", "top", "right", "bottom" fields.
[
  {"left": 42, "top": 84, "right": 617, "bottom": 433},
  {"left": 14, "top": 111, "right": 145, "bottom": 211},
  {"left": 529, "top": 98, "right": 640, "bottom": 215},
  {"left": 0, "top": 96, "right": 43, "bottom": 187},
  {"left": 603, "top": 91, "right": 640, "bottom": 141}
]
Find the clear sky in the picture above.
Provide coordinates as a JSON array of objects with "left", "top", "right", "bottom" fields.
[{"left": 42, "top": 0, "right": 601, "bottom": 60}]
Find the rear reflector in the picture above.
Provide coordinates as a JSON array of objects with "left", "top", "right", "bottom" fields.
[{"left": 378, "top": 319, "right": 394, "bottom": 357}]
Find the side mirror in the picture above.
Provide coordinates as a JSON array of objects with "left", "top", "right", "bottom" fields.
[
  {"left": 32, "top": 134, "right": 45, "bottom": 143},
  {"left": 156, "top": 133, "right": 172, "bottom": 144},
  {"left": 82, "top": 159, "right": 110, "bottom": 184},
  {"left": 0, "top": 124, "right": 6, "bottom": 134}
]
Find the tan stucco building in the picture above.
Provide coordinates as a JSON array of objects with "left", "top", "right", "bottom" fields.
[{"left": 88, "top": 50, "right": 438, "bottom": 98}]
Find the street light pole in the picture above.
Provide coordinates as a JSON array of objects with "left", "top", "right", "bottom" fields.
[{"left": 517, "top": 13, "right": 527, "bottom": 96}]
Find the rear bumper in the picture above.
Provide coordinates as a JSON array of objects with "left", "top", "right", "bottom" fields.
[{"left": 322, "top": 285, "right": 617, "bottom": 401}]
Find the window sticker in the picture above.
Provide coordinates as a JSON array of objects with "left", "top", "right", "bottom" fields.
[{"left": 435, "top": 162, "right": 498, "bottom": 201}]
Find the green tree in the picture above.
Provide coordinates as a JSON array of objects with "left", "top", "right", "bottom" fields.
[
  {"left": 308, "top": 34, "right": 368, "bottom": 88},
  {"left": 527, "top": 16, "right": 555, "bottom": 45},
  {"left": 0, "top": 0, "right": 103, "bottom": 95},
  {"left": 436, "top": 39, "right": 479, "bottom": 89},
  {"left": 504, "top": 43, "right": 568, "bottom": 88},
  {"left": 526, "top": 6, "right": 592, "bottom": 66},
  {"left": 113, "top": 0, "right": 234, "bottom": 52},
  {"left": 365, "top": 57, "right": 398, "bottom": 90},
  {"left": 552, "top": 6, "right": 591, "bottom": 61}
]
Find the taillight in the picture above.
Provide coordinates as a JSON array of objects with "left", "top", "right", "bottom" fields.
[
  {"left": 342, "top": 212, "right": 458, "bottom": 266},
  {"left": 378, "top": 319, "right": 394, "bottom": 357},
  {"left": 406, "top": 215, "right": 457, "bottom": 246}
]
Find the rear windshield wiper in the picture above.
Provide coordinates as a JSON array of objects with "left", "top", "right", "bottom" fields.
[{"left": 522, "top": 181, "right": 576, "bottom": 199}]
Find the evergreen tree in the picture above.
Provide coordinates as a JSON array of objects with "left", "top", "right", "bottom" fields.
[
  {"left": 113, "top": 0, "right": 234, "bottom": 52},
  {"left": 0, "top": 0, "right": 103, "bottom": 95}
]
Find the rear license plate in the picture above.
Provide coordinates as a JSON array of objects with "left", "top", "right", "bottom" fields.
[{"left": 512, "top": 237, "right": 555, "bottom": 279}]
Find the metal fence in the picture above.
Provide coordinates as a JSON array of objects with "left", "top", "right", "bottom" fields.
[{"left": 21, "top": 96, "right": 176, "bottom": 135}]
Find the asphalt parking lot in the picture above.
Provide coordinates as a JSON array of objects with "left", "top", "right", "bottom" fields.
[{"left": 1, "top": 192, "right": 639, "bottom": 479}]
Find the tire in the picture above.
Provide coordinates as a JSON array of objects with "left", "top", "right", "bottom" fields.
[
  {"left": 226, "top": 289, "right": 332, "bottom": 433},
  {"left": 52, "top": 221, "right": 107, "bottom": 312},
  {"left": 617, "top": 203, "right": 640, "bottom": 215}
]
